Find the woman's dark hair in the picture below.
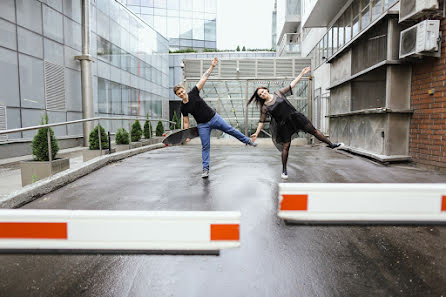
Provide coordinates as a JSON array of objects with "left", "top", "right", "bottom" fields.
[{"left": 247, "top": 87, "right": 269, "bottom": 108}]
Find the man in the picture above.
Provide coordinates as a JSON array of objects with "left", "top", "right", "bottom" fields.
[{"left": 174, "top": 57, "right": 257, "bottom": 178}]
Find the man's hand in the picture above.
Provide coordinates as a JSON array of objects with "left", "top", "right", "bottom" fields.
[
  {"left": 185, "top": 138, "right": 191, "bottom": 142},
  {"left": 211, "top": 57, "right": 218, "bottom": 67}
]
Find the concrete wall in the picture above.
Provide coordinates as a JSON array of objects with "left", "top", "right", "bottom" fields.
[{"left": 330, "top": 114, "right": 386, "bottom": 155}]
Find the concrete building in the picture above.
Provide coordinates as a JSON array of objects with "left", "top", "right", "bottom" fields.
[
  {"left": 0, "top": 0, "right": 169, "bottom": 157},
  {"left": 276, "top": 0, "right": 302, "bottom": 57},
  {"left": 296, "top": 0, "right": 446, "bottom": 170},
  {"left": 119, "top": 0, "right": 217, "bottom": 51}
]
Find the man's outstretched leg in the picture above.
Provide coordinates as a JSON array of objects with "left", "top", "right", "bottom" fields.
[{"left": 211, "top": 114, "right": 257, "bottom": 146}]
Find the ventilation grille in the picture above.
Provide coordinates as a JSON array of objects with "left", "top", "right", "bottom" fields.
[
  {"left": 400, "top": 0, "right": 417, "bottom": 20},
  {"left": 257, "top": 60, "right": 274, "bottom": 77},
  {"left": 238, "top": 60, "right": 256, "bottom": 77},
  {"left": 276, "top": 59, "right": 293, "bottom": 77},
  {"left": 183, "top": 60, "right": 202, "bottom": 78},
  {"left": 0, "top": 106, "right": 7, "bottom": 142},
  {"left": 44, "top": 61, "right": 66, "bottom": 111},
  {"left": 220, "top": 60, "right": 237, "bottom": 78}
]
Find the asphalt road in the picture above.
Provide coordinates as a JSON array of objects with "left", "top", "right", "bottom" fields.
[{"left": 0, "top": 143, "right": 445, "bottom": 297}]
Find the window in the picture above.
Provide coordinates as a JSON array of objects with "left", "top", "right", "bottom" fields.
[
  {"left": 344, "top": 6, "right": 352, "bottom": 43},
  {"left": 361, "top": 0, "right": 371, "bottom": 30},
  {"left": 371, "top": 0, "right": 382, "bottom": 20},
  {"left": 337, "top": 18, "right": 344, "bottom": 48}
]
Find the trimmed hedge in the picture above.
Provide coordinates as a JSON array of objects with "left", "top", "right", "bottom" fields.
[{"left": 31, "top": 113, "right": 59, "bottom": 161}]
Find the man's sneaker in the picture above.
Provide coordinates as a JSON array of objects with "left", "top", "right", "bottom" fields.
[
  {"left": 327, "top": 143, "right": 341, "bottom": 149},
  {"left": 201, "top": 169, "right": 209, "bottom": 178},
  {"left": 247, "top": 141, "right": 258, "bottom": 147},
  {"left": 281, "top": 170, "right": 288, "bottom": 180}
]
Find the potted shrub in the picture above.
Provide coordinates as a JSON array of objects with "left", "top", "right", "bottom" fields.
[
  {"left": 156, "top": 121, "right": 164, "bottom": 137},
  {"left": 142, "top": 114, "right": 153, "bottom": 146},
  {"left": 170, "top": 111, "right": 181, "bottom": 130},
  {"left": 114, "top": 128, "right": 130, "bottom": 152},
  {"left": 83, "top": 124, "right": 115, "bottom": 162},
  {"left": 20, "top": 113, "right": 70, "bottom": 186},
  {"left": 130, "top": 120, "right": 143, "bottom": 148}
]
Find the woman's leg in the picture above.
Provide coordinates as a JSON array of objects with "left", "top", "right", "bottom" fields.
[
  {"left": 282, "top": 142, "right": 291, "bottom": 174},
  {"left": 303, "top": 122, "right": 339, "bottom": 148}
]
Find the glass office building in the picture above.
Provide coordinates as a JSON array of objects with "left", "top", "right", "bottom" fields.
[
  {"left": 0, "top": 0, "right": 169, "bottom": 141},
  {"left": 119, "top": 0, "right": 217, "bottom": 51}
]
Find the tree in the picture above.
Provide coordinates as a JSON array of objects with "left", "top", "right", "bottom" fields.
[
  {"left": 143, "top": 113, "right": 153, "bottom": 139},
  {"left": 242, "top": 46, "right": 246, "bottom": 51},
  {"left": 170, "top": 111, "right": 180, "bottom": 130},
  {"left": 130, "top": 120, "right": 142, "bottom": 142},
  {"left": 89, "top": 124, "right": 109, "bottom": 150},
  {"left": 236, "top": 45, "right": 240, "bottom": 51},
  {"left": 115, "top": 128, "right": 129, "bottom": 145},
  {"left": 156, "top": 121, "right": 164, "bottom": 136},
  {"left": 31, "top": 113, "right": 59, "bottom": 161}
]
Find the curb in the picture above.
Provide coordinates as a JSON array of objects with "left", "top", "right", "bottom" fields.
[{"left": 0, "top": 143, "right": 165, "bottom": 209}]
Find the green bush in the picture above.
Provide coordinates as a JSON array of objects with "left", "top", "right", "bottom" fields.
[
  {"left": 130, "top": 120, "right": 142, "bottom": 142},
  {"left": 170, "top": 111, "right": 180, "bottom": 130},
  {"left": 89, "top": 124, "right": 109, "bottom": 150},
  {"left": 31, "top": 113, "right": 59, "bottom": 161},
  {"left": 156, "top": 121, "right": 164, "bottom": 136},
  {"left": 143, "top": 114, "right": 152, "bottom": 139},
  {"left": 115, "top": 128, "right": 129, "bottom": 145}
]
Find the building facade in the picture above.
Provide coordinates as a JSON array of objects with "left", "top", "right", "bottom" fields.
[
  {"left": 119, "top": 0, "right": 217, "bottom": 51},
  {"left": 298, "top": 0, "right": 446, "bottom": 170},
  {"left": 0, "top": 0, "right": 169, "bottom": 146}
]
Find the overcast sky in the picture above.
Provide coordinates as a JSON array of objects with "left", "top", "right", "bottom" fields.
[{"left": 216, "top": 0, "right": 274, "bottom": 50}]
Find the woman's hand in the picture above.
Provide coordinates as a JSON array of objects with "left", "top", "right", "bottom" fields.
[
  {"left": 301, "top": 66, "right": 311, "bottom": 76},
  {"left": 250, "top": 133, "right": 258, "bottom": 142}
]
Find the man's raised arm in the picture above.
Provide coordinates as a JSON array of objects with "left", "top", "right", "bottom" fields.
[{"left": 196, "top": 57, "right": 218, "bottom": 91}]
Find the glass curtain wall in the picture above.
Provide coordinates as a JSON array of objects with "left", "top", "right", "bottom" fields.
[
  {"left": 120, "top": 0, "right": 217, "bottom": 51},
  {"left": 93, "top": 0, "right": 169, "bottom": 132}
]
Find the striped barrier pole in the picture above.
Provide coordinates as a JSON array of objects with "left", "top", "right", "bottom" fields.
[
  {"left": 0, "top": 210, "right": 240, "bottom": 254},
  {"left": 278, "top": 183, "right": 446, "bottom": 224}
]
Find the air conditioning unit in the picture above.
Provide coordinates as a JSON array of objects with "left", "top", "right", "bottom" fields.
[
  {"left": 399, "top": 0, "right": 439, "bottom": 22},
  {"left": 399, "top": 20, "right": 440, "bottom": 59}
]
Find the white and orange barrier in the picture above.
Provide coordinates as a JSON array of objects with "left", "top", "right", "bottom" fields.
[
  {"left": 279, "top": 183, "right": 446, "bottom": 224},
  {"left": 0, "top": 210, "right": 240, "bottom": 254}
]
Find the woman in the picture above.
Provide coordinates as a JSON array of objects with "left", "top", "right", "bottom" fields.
[{"left": 248, "top": 67, "right": 340, "bottom": 180}]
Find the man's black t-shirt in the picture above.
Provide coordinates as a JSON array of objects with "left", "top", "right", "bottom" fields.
[{"left": 180, "top": 86, "right": 216, "bottom": 124}]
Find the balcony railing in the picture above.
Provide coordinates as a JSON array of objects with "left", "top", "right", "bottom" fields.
[{"left": 278, "top": 33, "right": 301, "bottom": 56}]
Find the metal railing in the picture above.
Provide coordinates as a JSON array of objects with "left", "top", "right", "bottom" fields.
[{"left": 0, "top": 116, "right": 175, "bottom": 162}]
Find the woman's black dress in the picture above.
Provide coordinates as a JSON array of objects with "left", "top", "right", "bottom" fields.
[{"left": 259, "top": 85, "right": 315, "bottom": 151}]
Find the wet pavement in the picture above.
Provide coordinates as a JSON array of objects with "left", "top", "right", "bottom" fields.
[{"left": 0, "top": 143, "right": 445, "bottom": 297}]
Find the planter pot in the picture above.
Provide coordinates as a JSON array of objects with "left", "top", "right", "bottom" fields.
[
  {"left": 130, "top": 142, "right": 142, "bottom": 149},
  {"left": 141, "top": 137, "right": 163, "bottom": 145},
  {"left": 115, "top": 144, "right": 130, "bottom": 152},
  {"left": 20, "top": 158, "right": 70, "bottom": 186},
  {"left": 82, "top": 148, "right": 116, "bottom": 162}
]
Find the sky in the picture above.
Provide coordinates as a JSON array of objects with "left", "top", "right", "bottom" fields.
[{"left": 216, "top": 0, "right": 274, "bottom": 50}]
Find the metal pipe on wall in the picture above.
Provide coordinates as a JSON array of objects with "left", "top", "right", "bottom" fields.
[{"left": 76, "top": 0, "right": 94, "bottom": 147}]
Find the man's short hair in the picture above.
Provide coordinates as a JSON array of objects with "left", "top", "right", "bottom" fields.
[{"left": 173, "top": 84, "right": 184, "bottom": 95}]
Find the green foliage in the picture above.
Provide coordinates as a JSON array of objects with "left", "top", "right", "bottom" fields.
[
  {"left": 143, "top": 114, "right": 153, "bottom": 139},
  {"left": 242, "top": 46, "right": 246, "bottom": 51},
  {"left": 170, "top": 111, "right": 180, "bottom": 130},
  {"left": 89, "top": 124, "right": 109, "bottom": 150},
  {"left": 236, "top": 45, "right": 240, "bottom": 51},
  {"left": 169, "top": 48, "right": 197, "bottom": 53},
  {"left": 115, "top": 128, "right": 129, "bottom": 145},
  {"left": 156, "top": 121, "right": 164, "bottom": 136},
  {"left": 31, "top": 113, "right": 59, "bottom": 161},
  {"left": 130, "top": 120, "right": 142, "bottom": 142}
]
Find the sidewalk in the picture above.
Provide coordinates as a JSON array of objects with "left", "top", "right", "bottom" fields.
[{"left": 0, "top": 146, "right": 87, "bottom": 197}]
